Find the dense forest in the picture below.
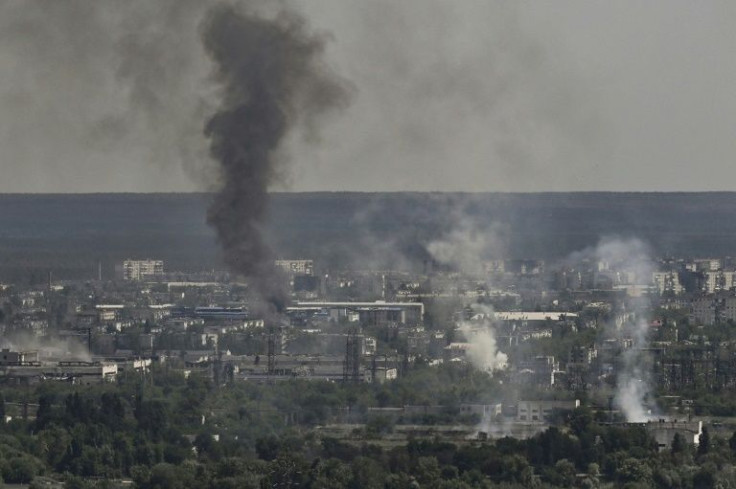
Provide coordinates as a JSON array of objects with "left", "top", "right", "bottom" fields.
[{"left": 0, "top": 362, "right": 734, "bottom": 488}]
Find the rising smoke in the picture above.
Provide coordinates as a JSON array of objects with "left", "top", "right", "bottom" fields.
[
  {"left": 2, "top": 333, "right": 92, "bottom": 363},
  {"left": 0, "top": 0, "right": 353, "bottom": 306},
  {"left": 458, "top": 305, "right": 508, "bottom": 374},
  {"left": 569, "top": 237, "right": 656, "bottom": 422},
  {"left": 598, "top": 238, "right": 655, "bottom": 422},
  {"left": 200, "top": 3, "right": 351, "bottom": 311},
  {"left": 616, "top": 340, "right": 652, "bottom": 423},
  {"left": 427, "top": 213, "right": 506, "bottom": 276},
  {"left": 0, "top": 1, "right": 605, "bottom": 194}
]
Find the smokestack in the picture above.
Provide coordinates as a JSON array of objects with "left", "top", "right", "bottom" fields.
[{"left": 200, "top": 3, "right": 350, "bottom": 313}]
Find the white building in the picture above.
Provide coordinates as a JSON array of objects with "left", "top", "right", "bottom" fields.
[
  {"left": 0, "top": 361, "right": 118, "bottom": 385},
  {"left": 691, "top": 258, "right": 722, "bottom": 272},
  {"left": 703, "top": 271, "right": 736, "bottom": 294},
  {"left": 123, "top": 259, "right": 164, "bottom": 281},
  {"left": 652, "top": 271, "right": 684, "bottom": 295},
  {"left": 493, "top": 312, "right": 578, "bottom": 324},
  {"left": 516, "top": 400, "right": 580, "bottom": 422},
  {"left": 275, "top": 259, "right": 314, "bottom": 276}
]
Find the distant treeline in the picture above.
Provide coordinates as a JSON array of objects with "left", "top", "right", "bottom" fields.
[{"left": 0, "top": 192, "right": 735, "bottom": 281}]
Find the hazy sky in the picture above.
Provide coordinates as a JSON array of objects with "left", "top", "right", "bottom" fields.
[{"left": 1, "top": 1, "right": 735, "bottom": 193}]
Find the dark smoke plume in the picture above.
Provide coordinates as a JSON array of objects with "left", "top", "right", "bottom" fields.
[{"left": 201, "top": 3, "right": 351, "bottom": 311}]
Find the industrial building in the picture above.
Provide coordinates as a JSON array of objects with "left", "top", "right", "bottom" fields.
[
  {"left": 647, "top": 419, "right": 702, "bottom": 450},
  {"left": 516, "top": 399, "right": 580, "bottom": 422},
  {"left": 289, "top": 301, "right": 424, "bottom": 326},
  {"left": 0, "top": 349, "right": 118, "bottom": 385}
]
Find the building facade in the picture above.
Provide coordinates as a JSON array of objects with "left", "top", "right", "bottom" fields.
[
  {"left": 123, "top": 260, "right": 164, "bottom": 281},
  {"left": 275, "top": 259, "right": 314, "bottom": 276}
]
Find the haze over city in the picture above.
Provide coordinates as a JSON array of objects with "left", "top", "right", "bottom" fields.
[{"left": 1, "top": 2, "right": 736, "bottom": 488}]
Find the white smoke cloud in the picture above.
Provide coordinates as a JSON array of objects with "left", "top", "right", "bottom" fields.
[
  {"left": 458, "top": 304, "right": 507, "bottom": 373},
  {"left": 1, "top": 334, "right": 92, "bottom": 363},
  {"left": 426, "top": 209, "right": 506, "bottom": 275},
  {"left": 616, "top": 360, "right": 650, "bottom": 423},
  {"left": 566, "top": 236, "right": 654, "bottom": 283}
]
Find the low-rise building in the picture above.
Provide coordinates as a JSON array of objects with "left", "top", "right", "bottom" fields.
[
  {"left": 0, "top": 360, "right": 117, "bottom": 385},
  {"left": 0, "top": 349, "right": 39, "bottom": 366},
  {"left": 516, "top": 399, "right": 580, "bottom": 422},
  {"left": 645, "top": 420, "right": 702, "bottom": 450}
]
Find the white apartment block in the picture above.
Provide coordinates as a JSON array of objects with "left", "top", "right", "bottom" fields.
[
  {"left": 703, "top": 271, "right": 736, "bottom": 294},
  {"left": 652, "top": 271, "right": 684, "bottom": 295},
  {"left": 123, "top": 259, "right": 164, "bottom": 281}
]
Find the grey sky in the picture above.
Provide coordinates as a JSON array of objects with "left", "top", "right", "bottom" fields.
[{"left": 0, "top": 1, "right": 734, "bottom": 192}]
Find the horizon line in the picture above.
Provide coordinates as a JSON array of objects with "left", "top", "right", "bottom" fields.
[{"left": 0, "top": 190, "right": 736, "bottom": 196}]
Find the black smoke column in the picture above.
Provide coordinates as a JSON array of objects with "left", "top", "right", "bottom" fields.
[{"left": 201, "top": 3, "right": 350, "bottom": 311}]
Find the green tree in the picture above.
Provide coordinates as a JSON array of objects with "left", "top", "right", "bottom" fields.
[
  {"left": 550, "top": 459, "right": 576, "bottom": 487},
  {"left": 671, "top": 432, "right": 686, "bottom": 455},
  {"left": 144, "top": 463, "right": 195, "bottom": 489},
  {"left": 3, "top": 454, "right": 43, "bottom": 484},
  {"left": 308, "top": 459, "right": 352, "bottom": 489},
  {"left": 36, "top": 425, "right": 71, "bottom": 469},
  {"left": 385, "top": 473, "right": 419, "bottom": 489},
  {"left": 265, "top": 454, "right": 308, "bottom": 489},
  {"left": 653, "top": 467, "right": 683, "bottom": 489},
  {"left": 194, "top": 433, "right": 222, "bottom": 461},
  {"left": 255, "top": 435, "right": 281, "bottom": 461},
  {"left": 134, "top": 399, "right": 168, "bottom": 440},
  {"left": 616, "top": 457, "right": 652, "bottom": 485},
  {"left": 414, "top": 456, "right": 441, "bottom": 487},
  {"left": 698, "top": 427, "right": 711, "bottom": 456},
  {"left": 693, "top": 467, "right": 716, "bottom": 489},
  {"left": 349, "top": 457, "right": 384, "bottom": 489}
]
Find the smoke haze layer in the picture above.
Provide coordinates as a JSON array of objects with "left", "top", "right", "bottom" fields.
[
  {"left": 3, "top": 2, "right": 736, "bottom": 192},
  {"left": 200, "top": 2, "right": 351, "bottom": 310}
]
